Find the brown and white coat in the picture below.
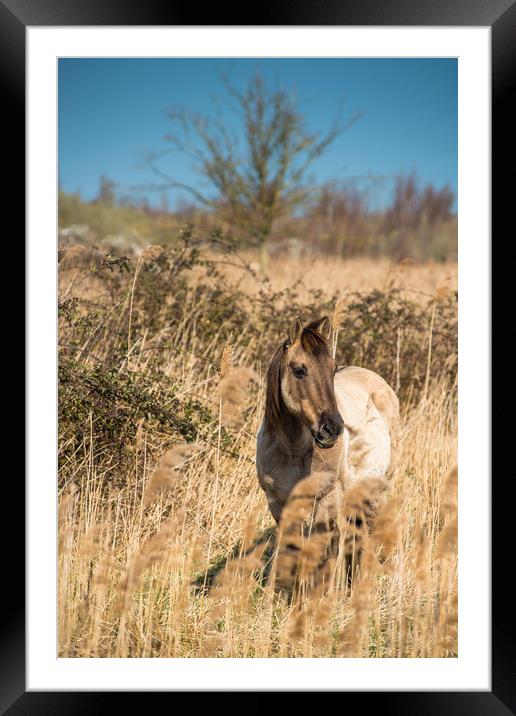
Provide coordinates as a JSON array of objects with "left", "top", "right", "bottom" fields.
[{"left": 256, "top": 317, "right": 399, "bottom": 525}]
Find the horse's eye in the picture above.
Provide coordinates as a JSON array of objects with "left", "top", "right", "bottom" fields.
[{"left": 293, "top": 366, "right": 307, "bottom": 379}]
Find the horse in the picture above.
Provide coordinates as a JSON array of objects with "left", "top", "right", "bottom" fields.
[{"left": 256, "top": 316, "right": 399, "bottom": 585}]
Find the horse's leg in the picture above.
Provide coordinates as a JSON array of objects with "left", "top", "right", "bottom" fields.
[{"left": 340, "top": 478, "right": 387, "bottom": 587}]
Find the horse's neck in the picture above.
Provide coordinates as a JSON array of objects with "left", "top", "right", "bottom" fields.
[
  {"left": 267, "top": 417, "right": 345, "bottom": 483},
  {"left": 270, "top": 413, "right": 313, "bottom": 458}
]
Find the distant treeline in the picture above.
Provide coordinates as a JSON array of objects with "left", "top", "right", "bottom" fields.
[{"left": 59, "top": 172, "right": 457, "bottom": 262}]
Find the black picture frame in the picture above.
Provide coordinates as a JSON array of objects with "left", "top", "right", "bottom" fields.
[{"left": 4, "top": 0, "right": 509, "bottom": 711}]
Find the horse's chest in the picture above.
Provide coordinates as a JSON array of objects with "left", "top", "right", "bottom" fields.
[
  {"left": 257, "top": 440, "right": 312, "bottom": 505},
  {"left": 268, "top": 457, "right": 311, "bottom": 504}
]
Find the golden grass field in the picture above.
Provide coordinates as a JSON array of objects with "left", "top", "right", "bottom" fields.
[{"left": 58, "top": 243, "right": 457, "bottom": 658}]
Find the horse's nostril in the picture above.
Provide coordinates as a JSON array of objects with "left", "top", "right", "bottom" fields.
[{"left": 318, "top": 414, "right": 344, "bottom": 440}]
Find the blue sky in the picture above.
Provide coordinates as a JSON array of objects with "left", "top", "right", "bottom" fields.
[{"left": 58, "top": 58, "right": 457, "bottom": 211}]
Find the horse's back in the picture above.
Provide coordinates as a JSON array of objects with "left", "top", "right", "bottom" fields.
[
  {"left": 335, "top": 366, "right": 399, "bottom": 433},
  {"left": 334, "top": 366, "right": 399, "bottom": 484}
]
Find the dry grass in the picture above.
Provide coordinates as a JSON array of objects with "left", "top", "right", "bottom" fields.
[
  {"left": 220, "top": 252, "right": 457, "bottom": 303},
  {"left": 58, "top": 246, "right": 457, "bottom": 658},
  {"left": 59, "top": 251, "right": 456, "bottom": 306}
]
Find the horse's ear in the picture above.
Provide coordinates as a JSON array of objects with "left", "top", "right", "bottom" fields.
[
  {"left": 308, "top": 316, "right": 331, "bottom": 340},
  {"left": 288, "top": 316, "right": 304, "bottom": 344}
]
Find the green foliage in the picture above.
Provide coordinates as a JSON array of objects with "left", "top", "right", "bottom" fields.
[
  {"left": 59, "top": 187, "right": 457, "bottom": 262},
  {"left": 59, "top": 359, "right": 211, "bottom": 461},
  {"left": 336, "top": 289, "right": 457, "bottom": 396},
  {"left": 58, "top": 191, "right": 183, "bottom": 247}
]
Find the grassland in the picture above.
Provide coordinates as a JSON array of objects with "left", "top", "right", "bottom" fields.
[{"left": 58, "top": 227, "right": 457, "bottom": 658}]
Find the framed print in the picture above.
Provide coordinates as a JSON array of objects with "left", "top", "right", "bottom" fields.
[{"left": 3, "top": 0, "right": 511, "bottom": 710}]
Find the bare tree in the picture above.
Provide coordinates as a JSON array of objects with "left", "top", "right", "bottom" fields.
[
  {"left": 145, "top": 72, "right": 358, "bottom": 261},
  {"left": 383, "top": 173, "right": 455, "bottom": 233}
]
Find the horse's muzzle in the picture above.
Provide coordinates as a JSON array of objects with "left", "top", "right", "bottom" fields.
[
  {"left": 313, "top": 433, "right": 337, "bottom": 449},
  {"left": 313, "top": 412, "right": 344, "bottom": 449}
]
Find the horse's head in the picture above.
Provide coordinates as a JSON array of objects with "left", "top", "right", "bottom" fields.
[{"left": 266, "top": 316, "right": 344, "bottom": 449}]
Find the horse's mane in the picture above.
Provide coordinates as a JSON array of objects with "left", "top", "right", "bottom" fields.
[
  {"left": 299, "top": 325, "right": 330, "bottom": 357},
  {"left": 264, "top": 321, "right": 330, "bottom": 429}
]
